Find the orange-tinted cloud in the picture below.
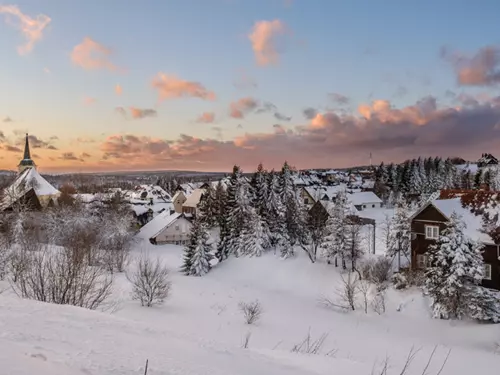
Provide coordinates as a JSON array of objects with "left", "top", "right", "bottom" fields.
[
  {"left": 442, "top": 45, "right": 500, "bottom": 86},
  {"left": 229, "top": 97, "right": 258, "bottom": 118},
  {"left": 115, "top": 106, "right": 157, "bottom": 119},
  {"left": 115, "top": 84, "right": 122, "bottom": 95},
  {"left": 0, "top": 5, "right": 51, "bottom": 55},
  {"left": 3, "top": 116, "right": 13, "bottom": 123},
  {"left": 248, "top": 19, "right": 287, "bottom": 66},
  {"left": 129, "top": 107, "right": 157, "bottom": 119},
  {"left": 152, "top": 73, "right": 216, "bottom": 101},
  {"left": 197, "top": 112, "right": 216, "bottom": 123},
  {"left": 71, "top": 37, "right": 121, "bottom": 71}
]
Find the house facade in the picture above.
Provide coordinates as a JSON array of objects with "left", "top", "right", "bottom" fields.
[
  {"left": 172, "top": 191, "right": 187, "bottom": 213},
  {"left": 410, "top": 199, "right": 500, "bottom": 291}
]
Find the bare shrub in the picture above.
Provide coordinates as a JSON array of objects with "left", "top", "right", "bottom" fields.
[
  {"left": 392, "top": 268, "right": 425, "bottom": 290},
  {"left": 361, "top": 257, "right": 392, "bottom": 285},
  {"left": 127, "top": 252, "right": 171, "bottom": 307},
  {"left": 371, "top": 345, "right": 451, "bottom": 375},
  {"left": 358, "top": 279, "right": 371, "bottom": 314},
  {"left": 10, "top": 247, "right": 113, "bottom": 310},
  {"left": 8, "top": 248, "right": 29, "bottom": 283},
  {"left": 291, "top": 330, "right": 336, "bottom": 356},
  {"left": 372, "top": 285, "right": 387, "bottom": 315},
  {"left": 321, "top": 272, "right": 359, "bottom": 311},
  {"left": 242, "top": 331, "right": 252, "bottom": 349},
  {"left": 239, "top": 300, "right": 263, "bottom": 324}
]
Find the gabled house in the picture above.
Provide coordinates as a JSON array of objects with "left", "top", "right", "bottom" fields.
[
  {"left": 410, "top": 198, "right": 500, "bottom": 290},
  {"left": 172, "top": 190, "right": 187, "bottom": 213},
  {"left": 137, "top": 211, "right": 193, "bottom": 245},
  {"left": 347, "top": 191, "right": 383, "bottom": 211},
  {"left": 182, "top": 188, "right": 205, "bottom": 217}
]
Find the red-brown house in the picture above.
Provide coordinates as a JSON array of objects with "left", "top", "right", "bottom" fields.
[{"left": 410, "top": 198, "right": 500, "bottom": 291}]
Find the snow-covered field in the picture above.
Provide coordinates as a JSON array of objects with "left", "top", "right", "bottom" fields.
[{"left": 1, "top": 235, "right": 499, "bottom": 375}]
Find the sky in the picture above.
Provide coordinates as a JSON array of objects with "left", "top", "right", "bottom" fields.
[{"left": 1, "top": 0, "right": 500, "bottom": 173}]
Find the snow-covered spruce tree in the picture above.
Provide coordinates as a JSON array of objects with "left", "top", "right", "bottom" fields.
[
  {"left": 425, "top": 212, "right": 486, "bottom": 320},
  {"left": 386, "top": 197, "right": 411, "bottom": 271},
  {"left": 198, "top": 182, "right": 218, "bottom": 228},
  {"left": 278, "top": 161, "right": 302, "bottom": 258},
  {"left": 182, "top": 217, "right": 213, "bottom": 276},
  {"left": 250, "top": 163, "right": 271, "bottom": 250},
  {"left": 266, "top": 170, "right": 289, "bottom": 254},
  {"left": 300, "top": 201, "right": 329, "bottom": 263},
  {"left": 239, "top": 208, "right": 267, "bottom": 257},
  {"left": 322, "top": 190, "right": 350, "bottom": 268}
]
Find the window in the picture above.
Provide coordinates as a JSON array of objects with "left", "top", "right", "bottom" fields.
[
  {"left": 175, "top": 225, "right": 180, "bottom": 231},
  {"left": 425, "top": 225, "right": 439, "bottom": 240},
  {"left": 372, "top": 204, "right": 375, "bottom": 208},
  {"left": 483, "top": 264, "right": 492, "bottom": 280},
  {"left": 304, "top": 198, "right": 309, "bottom": 205},
  {"left": 363, "top": 205, "right": 366, "bottom": 209},
  {"left": 416, "top": 254, "right": 429, "bottom": 269}
]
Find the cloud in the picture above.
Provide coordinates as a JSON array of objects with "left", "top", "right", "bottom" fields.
[
  {"left": 3, "top": 145, "right": 22, "bottom": 152},
  {"left": 76, "top": 137, "right": 96, "bottom": 143},
  {"left": 129, "top": 107, "right": 157, "bottom": 119},
  {"left": 274, "top": 112, "right": 291, "bottom": 121},
  {"left": 59, "top": 152, "right": 82, "bottom": 161},
  {"left": 83, "top": 97, "right": 97, "bottom": 105},
  {"left": 152, "top": 73, "right": 215, "bottom": 101},
  {"left": 229, "top": 97, "right": 259, "bottom": 118},
  {"left": 115, "top": 107, "right": 157, "bottom": 119},
  {"left": 328, "top": 93, "right": 350, "bottom": 105},
  {"left": 115, "top": 84, "right": 122, "bottom": 95},
  {"left": 81, "top": 152, "right": 91, "bottom": 158},
  {"left": 248, "top": 19, "right": 287, "bottom": 66},
  {"left": 0, "top": 5, "right": 51, "bottom": 55},
  {"left": 303, "top": 107, "right": 317, "bottom": 120},
  {"left": 3, "top": 116, "right": 13, "bottom": 123},
  {"left": 71, "top": 37, "right": 121, "bottom": 71},
  {"left": 197, "top": 112, "right": 216, "bottom": 123},
  {"left": 16, "top": 134, "right": 58, "bottom": 150},
  {"left": 442, "top": 45, "right": 500, "bottom": 86}
]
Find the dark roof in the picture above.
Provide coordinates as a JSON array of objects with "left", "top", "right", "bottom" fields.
[{"left": 18, "top": 133, "right": 36, "bottom": 167}]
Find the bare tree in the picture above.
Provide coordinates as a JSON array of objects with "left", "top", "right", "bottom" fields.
[
  {"left": 126, "top": 252, "right": 171, "bottom": 307},
  {"left": 300, "top": 203, "right": 329, "bottom": 263},
  {"left": 10, "top": 247, "right": 113, "bottom": 310},
  {"left": 358, "top": 279, "right": 371, "bottom": 314},
  {"left": 381, "top": 214, "right": 392, "bottom": 252},
  {"left": 239, "top": 300, "right": 263, "bottom": 324},
  {"left": 345, "top": 219, "right": 364, "bottom": 275},
  {"left": 321, "top": 272, "right": 359, "bottom": 311},
  {"left": 372, "top": 285, "right": 387, "bottom": 315}
]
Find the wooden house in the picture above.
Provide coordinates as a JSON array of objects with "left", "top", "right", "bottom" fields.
[{"left": 410, "top": 198, "right": 500, "bottom": 290}]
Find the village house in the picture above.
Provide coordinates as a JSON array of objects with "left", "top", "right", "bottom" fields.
[
  {"left": 410, "top": 198, "right": 500, "bottom": 291},
  {"left": 172, "top": 190, "right": 187, "bottom": 213},
  {"left": 137, "top": 211, "right": 193, "bottom": 245},
  {"left": 182, "top": 188, "right": 205, "bottom": 217},
  {"left": 348, "top": 191, "right": 383, "bottom": 211}
]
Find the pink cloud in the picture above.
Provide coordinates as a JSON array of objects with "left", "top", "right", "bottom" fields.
[
  {"left": 83, "top": 97, "right": 97, "bottom": 105},
  {"left": 115, "top": 84, "right": 122, "bottom": 95},
  {"left": 229, "top": 97, "right": 258, "bottom": 118},
  {"left": 0, "top": 5, "right": 51, "bottom": 55},
  {"left": 129, "top": 107, "right": 157, "bottom": 119},
  {"left": 71, "top": 37, "right": 121, "bottom": 71},
  {"left": 197, "top": 112, "right": 216, "bottom": 123},
  {"left": 248, "top": 19, "right": 288, "bottom": 66},
  {"left": 152, "top": 73, "right": 216, "bottom": 101}
]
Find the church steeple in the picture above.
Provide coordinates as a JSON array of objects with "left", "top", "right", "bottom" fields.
[
  {"left": 23, "top": 133, "right": 31, "bottom": 160},
  {"left": 18, "top": 133, "right": 36, "bottom": 174}
]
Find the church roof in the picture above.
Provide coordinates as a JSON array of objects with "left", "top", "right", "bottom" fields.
[
  {"left": 0, "top": 167, "right": 60, "bottom": 210},
  {"left": 18, "top": 133, "right": 36, "bottom": 167}
]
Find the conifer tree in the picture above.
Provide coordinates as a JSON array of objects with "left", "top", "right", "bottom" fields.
[
  {"left": 239, "top": 209, "right": 267, "bottom": 257},
  {"left": 386, "top": 197, "right": 411, "bottom": 271},
  {"left": 182, "top": 217, "right": 213, "bottom": 276},
  {"left": 266, "top": 170, "right": 289, "bottom": 253},
  {"left": 425, "top": 212, "right": 486, "bottom": 319},
  {"left": 198, "top": 182, "right": 218, "bottom": 228},
  {"left": 322, "top": 190, "right": 350, "bottom": 268},
  {"left": 251, "top": 163, "right": 269, "bottom": 218}
]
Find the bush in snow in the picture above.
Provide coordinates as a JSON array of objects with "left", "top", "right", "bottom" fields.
[
  {"left": 360, "top": 257, "right": 392, "bottom": 285},
  {"left": 391, "top": 272, "right": 408, "bottom": 290},
  {"left": 239, "top": 300, "right": 263, "bottom": 325},
  {"left": 321, "top": 272, "right": 359, "bottom": 311},
  {"left": 127, "top": 252, "right": 171, "bottom": 307},
  {"left": 11, "top": 246, "right": 113, "bottom": 310}
]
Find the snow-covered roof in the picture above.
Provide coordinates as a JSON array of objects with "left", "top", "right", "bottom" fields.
[
  {"left": 183, "top": 188, "right": 205, "bottom": 208},
  {"left": 172, "top": 190, "right": 185, "bottom": 202},
  {"left": 456, "top": 163, "right": 479, "bottom": 174},
  {"left": 304, "top": 185, "right": 348, "bottom": 202},
  {"left": 411, "top": 198, "right": 494, "bottom": 244},
  {"left": 131, "top": 205, "right": 150, "bottom": 216},
  {"left": 1, "top": 167, "right": 60, "bottom": 209},
  {"left": 137, "top": 211, "right": 181, "bottom": 240},
  {"left": 348, "top": 191, "right": 382, "bottom": 206},
  {"left": 125, "top": 185, "right": 171, "bottom": 203}
]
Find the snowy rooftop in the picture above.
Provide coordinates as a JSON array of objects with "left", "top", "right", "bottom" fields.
[
  {"left": 125, "top": 185, "right": 172, "bottom": 203},
  {"left": 183, "top": 188, "right": 205, "bottom": 208},
  {"left": 431, "top": 198, "right": 492, "bottom": 243},
  {"left": 1, "top": 167, "right": 60, "bottom": 208},
  {"left": 348, "top": 191, "right": 382, "bottom": 206},
  {"left": 137, "top": 211, "right": 181, "bottom": 240}
]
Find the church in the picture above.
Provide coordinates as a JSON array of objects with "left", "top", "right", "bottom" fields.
[{"left": 0, "top": 134, "right": 60, "bottom": 211}]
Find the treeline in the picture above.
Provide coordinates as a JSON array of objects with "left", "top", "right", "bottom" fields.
[
  {"left": 374, "top": 156, "right": 500, "bottom": 204},
  {"left": 181, "top": 162, "right": 307, "bottom": 276}
]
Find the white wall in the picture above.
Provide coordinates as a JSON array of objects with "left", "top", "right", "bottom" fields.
[{"left": 155, "top": 217, "right": 192, "bottom": 245}]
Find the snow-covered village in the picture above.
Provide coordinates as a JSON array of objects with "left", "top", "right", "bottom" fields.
[{"left": 2, "top": 2, "right": 500, "bottom": 374}]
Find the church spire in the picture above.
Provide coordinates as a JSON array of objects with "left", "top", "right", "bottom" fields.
[
  {"left": 23, "top": 133, "right": 31, "bottom": 160},
  {"left": 18, "top": 133, "right": 36, "bottom": 173}
]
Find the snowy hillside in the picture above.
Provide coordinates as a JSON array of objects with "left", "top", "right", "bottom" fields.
[{"left": 1, "top": 243, "right": 499, "bottom": 375}]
